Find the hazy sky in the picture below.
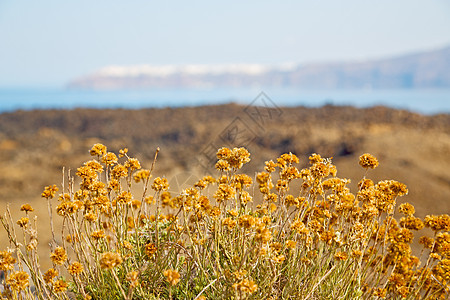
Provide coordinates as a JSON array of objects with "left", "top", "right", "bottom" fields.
[{"left": 1, "top": 0, "right": 449, "bottom": 87}]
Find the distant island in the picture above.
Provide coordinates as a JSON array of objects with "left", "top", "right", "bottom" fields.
[{"left": 68, "top": 45, "right": 450, "bottom": 90}]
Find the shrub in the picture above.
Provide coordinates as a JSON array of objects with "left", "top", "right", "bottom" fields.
[{"left": 0, "top": 144, "right": 449, "bottom": 299}]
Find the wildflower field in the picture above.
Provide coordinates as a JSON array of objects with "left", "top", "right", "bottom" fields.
[{"left": 0, "top": 143, "right": 449, "bottom": 299}]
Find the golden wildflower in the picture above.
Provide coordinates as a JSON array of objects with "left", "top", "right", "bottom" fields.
[
  {"left": 240, "top": 190, "right": 253, "bottom": 204},
  {"left": 133, "top": 169, "right": 151, "bottom": 183},
  {"left": 291, "top": 219, "right": 309, "bottom": 235},
  {"left": 41, "top": 184, "right": 59, "bottom": 199},
  {"left": 27, "top": 238, "right": 38, "bottom": 251},
  {"left": 334, "top": 251, "right": 348, "bottom": 261},
  {"left": 53, "top": 279, "right": 68, "bottom": 293},
  {"left": 430, "top": 253, "right": 441, "bottom": 260},
  {"left": 124, "top": 157, "right": 141, "bottom": 171},
  {"left": 311, "top": 162, "right": 331, "bottom": 178},
  {"left": 255, "top": 227, "right": 272, "bottom": 243},
  {"left": 265, "top": 160, "right": 277, "bottom": 172},
  {"left": 57, "top": 193, "right": 70, "bottom": 202},
  {"left": 215, "top": 159, "right": 231, "bottom": 171},
  {"left": 102, "top": 151, "right": 118, "bottom": 165},
  {"left": 84, "top": 212, "right": 98, "bottom": 222},
  {"left": 144, "top": 242, "right": 157, "bottom": 257},
  {"left": 227, "top": 209, "right": 238, "bottom": 217},
  {"left": 16, "top": 217, "right": 29, "bottom": 227},
  {"left": 222, "top": 217, "right": 237, "bottom": 230},
  {"left": 352, "top": 249, "right": 363, "bottom": 258},
  {"left": 228, "top": 147, "right": 251, "bottom": 169},
  {"left": 202, "top": 175, "right": 216, "bottom": 185},
  {"left": 393, "top": 228, "right": 414, "bottom": 244},
  {"left": 399, "top": 216, "right": 424, "bottom": 230},
  {"left": 152, "top": 177, "right": 169, "bottom": 191},
  {"left": 111, "top": 164, "right": 128, "bottom": 178},
  {"left": 359, "top": 153, "right": 379, "bottom": 169},
  {"left": 432, "top": 258, "right": 450, "bottom": 281},
  {"left": 278, "top": 152, "right": 299, "bottom": 167},
  {"left": 424, "top": 214, "right": 450, "bottom": 231},
  {"left": 50, "top": 247, "right": 68, "bottom": 265},
  {"left": 126, "top": 271, "right": 139, "bottom": 288},
  {"left": 56, "top": 201, "right": 78, "bottom": 216},
  {"left": 108, "top": 178, "right": 120, "bottom": 192},
  {"left": 372, "top": 287, "right": 387, "bottom": 298},
  {"left": 119, "top": 148, "right": 128, "bottom": 157},
  {"left": 91, "top": 230, "right": 105, "bottom": 240},
  {"left": 20, "top": 203, "right": 34, "bottom": 213},
  {"left": 217, "top": 147, "right": 232, "bottom": 160},
  {"left": 163, "top": 269, "right": 180, "bottom": 286},
  {"left": 115, "top": 191, "right": 132, "bottom": 205},
  {"left": 121, "top": 240, "right": 133, "bottom": 251},
  {"left": 90, "top": 143, "right": 107, "bottom": 156},
  {"left": 100, "top": 252, "right": 123, "bottom": 269},
  {"left": 276, "top": 179, "right": 289, "bottom": 191},
  {"left": 0, "top": 251, "right": 16, "bottom": 271},
  {"left": 398, "top": 202, "right": 415, "bottom": 217},
  {"left": 66, "top": 234, "right": 79, "bottom": 244},
  {"left": 309, "top": 153, "right": 322, "bottom": 165},
  {"left": 131, "top": 199, "right": 141, "bottom": 209},
  {"left": 214, "top": 183, "right": 235, "bottom": 202},
  {"left": 396, "top": 285, "right": 409, "bottom": 298},
  {"left": 84, "top": 160, "right": 104, "bottom": 173},
  {"left": 126, "top": 216, "right": 136, "bottom": 229},
  {"left": 232, "top": 278, "right": 258, "bottom": 295},
  {"left": 273, "top": 254, "right": 286, "bottom": 264},
  {"left": 194, "top": 179, "right": 207, "bottom": 189},
  {"left": 238, "top": 215, "right": 256, "bottom": 229},
  {"left": 6, "top": 271, "right": 29, "bottom": 292},
  {"left": 285, "top": 240, "right": 297, "bottom": 249},
  {"left": 67, "top": 261, "right": 84, "bottom": 275},
  {"left": 43, "top": 268, "right": 58, "bottom": 283},
  {"left": 281, "top": 166, "right": 301, "bottom": 180}
]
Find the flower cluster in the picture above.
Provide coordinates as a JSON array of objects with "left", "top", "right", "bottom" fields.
[{"left": 0, "top": 144, "right": 448, "bottom": 300}]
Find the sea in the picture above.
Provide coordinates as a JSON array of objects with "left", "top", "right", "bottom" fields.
[{"left": 0, "top": 87, "right": 449, "bottom": 115}]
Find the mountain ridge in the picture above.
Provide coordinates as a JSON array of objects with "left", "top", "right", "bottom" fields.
[{"left": 69, "top": 45, "right": 450, "bottom": 90}]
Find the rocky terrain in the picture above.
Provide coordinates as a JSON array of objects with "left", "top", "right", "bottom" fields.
[{"left": 0, "top": 103, "right": 448, "bottom": 213}]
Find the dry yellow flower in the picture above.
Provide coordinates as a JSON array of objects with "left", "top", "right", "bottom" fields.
[
  {"left": 100, "top": 252, "right": 123, "bottom": 269},
  {"left": 6, "top": 271, "right": 29, "bottom": 292},
  {"left": 41, "top": 184, "right": 58, "bottom": 199},
  {"left": 144, "top": 242, "right": 157, "bottom": 257},
  {"left": 126, "top": 270, "right": 139, "bottom": 288},
  {"left": 50, "top": 247, "right": 68, "bottom": 265},
  {"left": 91, "top": 230, "right": 105, "bottom": 240},
  {"left": 16, "top": 217, "right": 29, "bottom": 227},
  {"left": 359, "top": 153, "right": 379, "bottom": 169},
  {"left": 67, "top": 261, "right": 84, "bottom": 275},
  {"left": 124, "top": 157, "right": 141, "bottom": 171},
  {"left": 232, "top": 278, "right": 258, "bottom": 295},
  {"left": 152, "top": 177, "right": 169, "bottom": 191},
  {"left": 0, "top": 251, "right": 16, "bottom": 271},
  {"left": 214, "top": 184, "right": 235, "bottom": 202},
  {"left": 89, "top": 143, "right": 107, "bottom": 156},
  {"left": 20, "top": 203, "right": 34, "bottom": 212},
  {"left": 53, "top": 279, "right": 68, "bottom": 293},
  {"left": 102, "top": 151, "right": 118, "bottom": 165},
  {"left": 334, "top": 251, "right": 348, "bottom": 261},
  {"left": 133, "top": 169, "right": 151, "bottom": 183},
  {"left": 163, "top": 269, "right": 180, "bottom": 286},
  {"left": 43, "top": 268, "right": 58, "bottom": 283}
]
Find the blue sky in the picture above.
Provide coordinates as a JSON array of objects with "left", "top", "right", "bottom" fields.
[{"left": 0, "top": 0, "right": 449, "bottom": 87}]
